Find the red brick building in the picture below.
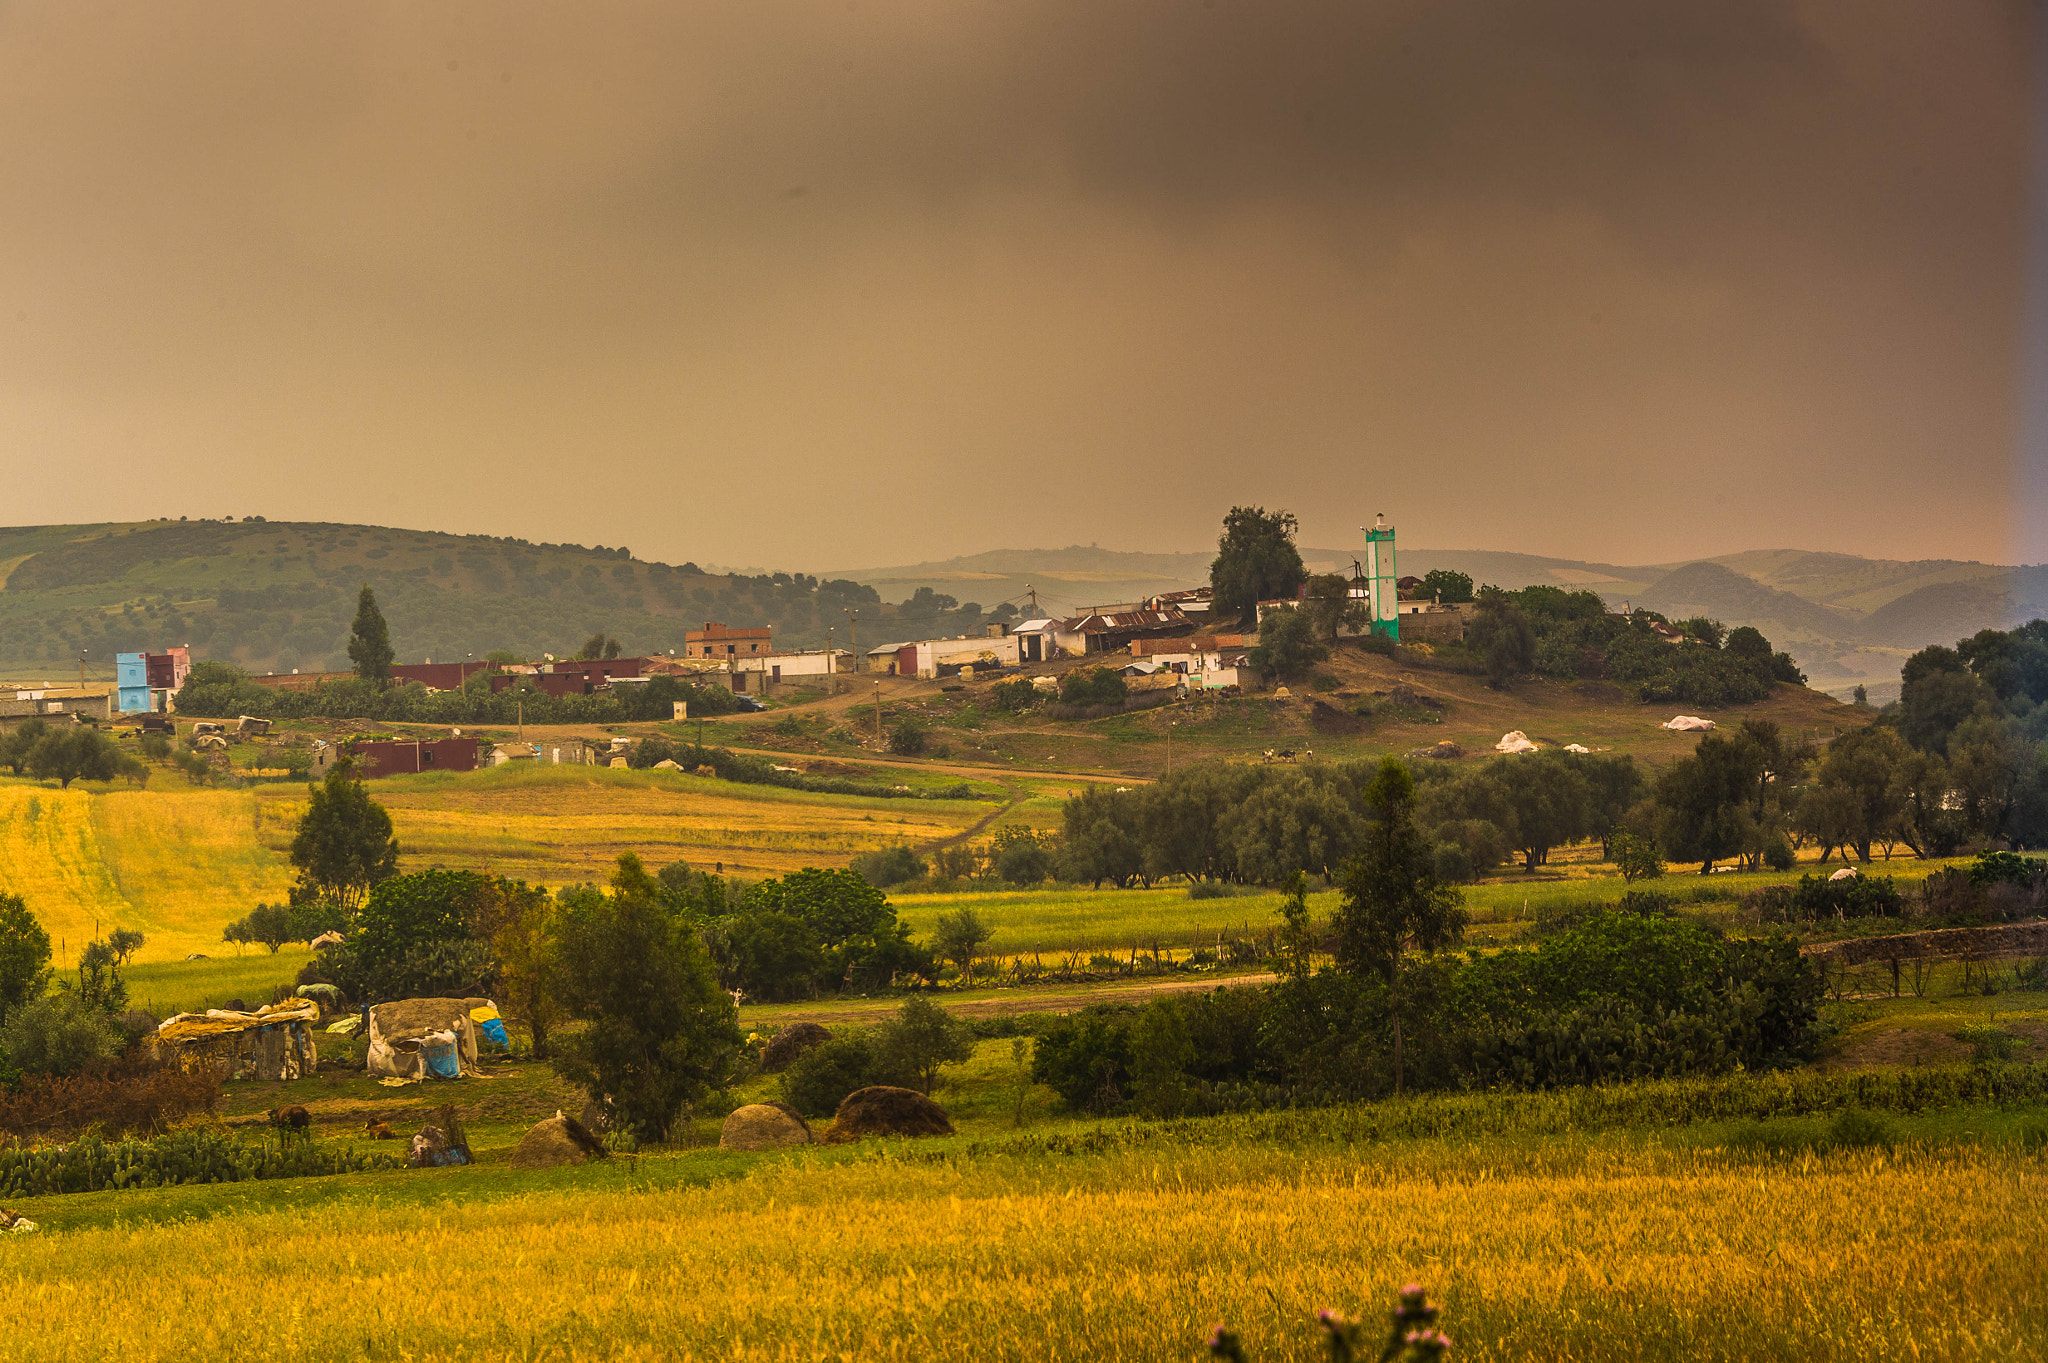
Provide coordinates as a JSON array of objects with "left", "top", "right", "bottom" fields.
[
  {"left": 346, "top": 736, "right": 480, "bottom": 778},
  {"left": 684, "top": 622, "right": 772, "bottom": 660}
]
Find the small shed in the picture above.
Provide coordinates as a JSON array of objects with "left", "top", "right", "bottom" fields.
[
  {"left": 151, "top": 999, "right": 321, "bottom": 1081},
  {"left": 367, "top": 997, "right": 495, "bottom": 1080}
]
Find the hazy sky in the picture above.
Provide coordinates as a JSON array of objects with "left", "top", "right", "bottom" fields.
[{"left": 2, "top": 1, "right": 2039, "bottom": 570}]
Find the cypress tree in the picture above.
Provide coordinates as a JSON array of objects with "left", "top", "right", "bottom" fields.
[{"left": 347, "top": 583, "right": 394, "bottom": 682}]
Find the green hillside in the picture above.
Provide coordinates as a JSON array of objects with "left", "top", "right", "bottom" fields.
[{"left": 0, "top": 520, "right": 1007, "bottom": 682}]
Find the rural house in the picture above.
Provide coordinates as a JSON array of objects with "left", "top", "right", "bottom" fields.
[
  {"left": 685, "top": 622, "right": 772, "bottom": 660},
  {"left": 150, "top": 999, "right": 320, "bottom": 1081}
]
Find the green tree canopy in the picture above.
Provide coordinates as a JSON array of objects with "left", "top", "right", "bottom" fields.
[
  {"left": 0, "top": 893, "right": 52, "bottom": 1028},
  {"left": 1331, "top": 758, "right": 1467, "bottom": 1092},
  {"left": 26, "top": 727, "right": 126, "bottom": 789},
  {"left": 550, "top": 852, "right": 743, "bottom": 1139},
  {"left": 1248, "top": 606, "right": 1328, "bottom": 679},
  {"left": 1419, "top": 569, "right": 1474, "bottom": 604},
  {"left": 288, "top": 756, "right": 400, "bottom": 913},
  {"left": 1209, "top": 506, "right": 1308, "bottom": 628},
  {"left": 1466, "top": 590, "right": 1536, "bottom": 689},
  {"left": 347, "top": 583, "right": 394, "bottom": 682}
]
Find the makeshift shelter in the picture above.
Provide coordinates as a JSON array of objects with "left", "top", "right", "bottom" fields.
[
  {"left": 1495, "top": 731, "right": 1540, "bottom": 754},
  {"left": 1661, "top": 715, "right": 1717, "bottom": 731},
  {"left": 151, "top": 999, "right": 320, "bottom": 1081},
  {"left": 366, "top": 997, "right": 494, "bottom": 1080}
]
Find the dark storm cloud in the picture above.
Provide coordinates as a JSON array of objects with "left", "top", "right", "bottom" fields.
[{"left": 0, "top": 1, "right": 2030, "bottom": 569}]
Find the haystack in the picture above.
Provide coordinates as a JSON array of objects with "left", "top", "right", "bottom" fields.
[
  {"left": 720, "top": 1103, "right": 814, "bottom": 1151},
  {"left": 509, "top": 1113, "right": 608, "bottom": 1169},
  {"left": 759, "top": 1022, "right": 832, "bottom": 1072},
  {"left": 824, "top": 1086, "right": 954, "bottom": 1144}
]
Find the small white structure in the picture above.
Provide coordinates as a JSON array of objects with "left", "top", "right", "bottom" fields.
[
  {"left": 735, "top": 649, "right": 850, "bottom": 681},
  {"left": 1564, "top": 743, "right": 1592, "bottom": 754},
  {"left": 1495, "top": 731, "right": 1540, "bottom": 754},
  {"left": 1661, "top": 715, "right": 1717, "bottom": 732}
]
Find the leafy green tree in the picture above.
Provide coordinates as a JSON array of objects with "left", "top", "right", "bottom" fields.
[
  {"left": 931, "top": 907, "right": 995, "bottom": 982},
  {"left": 0, "top": 893, "right": 53, "bottom": 1028},
  {"left": 578, "top": 633, "right": 621, "bottom": 660},
  {"left": 996, "top": 837, "right": 1054, "bottom": 885},
  {"left": 1656, "top": 734, "right": 1764, "bottom": 872},
  {"left": 472, "top": 879, "right": 559, "bottom": 1056},
  {"left": 1248, "top": 607, "right": 1329, "bottom": 680},
  {"left": 1274, "top": 871, "right": 1317, "bottom": 982},
  {"left": 347, "top": 583, "right": 394, "bottom": 683},
  {"left": 1466, "top": 590, "right": 1536, "bottom": 689},
  {"left": 106, "top": 928, "right": 146, "bottom": 966},
  {"left": 872, "top": 995, "right": 975, "bottom": 1094},
  {"left": 287, "top": 756, "right": 400, "bottom": 913},
  {"left": 714, "top": 910, "right": 825, "bottom": 1001},
  {"left": 1059, "top": 786, "right": 1147, "bottom": 888},
  {"left": 1897, "top": 646, "right": 1991, "bottom": 754},
  {"left": 1419, "top": 569, "right": 1474, "bottom": 604},
  {"left": 850, "top": 845, "right": 926, "bottom": 888},
  {"left": 1610, "top": 831, "right": 1664, "bottom": 883},
  {"left": 886, "top": 717, "right": 929, "bottom": 755},
  {"left": 1332, "top": 758, "right": 1467, "bottom": 1092},
  {"left": 225, "top": 903, "right": 294, "bottom": 954},
  {"left": 27, "top": 726, "right": 124, "bottom": 789},
  {"left": 1304, "top": 574, "right": 1365, "bottom": 642},
  {"left": 0, "top": 717, "right": 49, "bottom": 775},
  {"left": 550, "top": 853, "right": 743, "bottom": 1140},
  {"left": 1483, "top": 751, "right": 1593, "bottom": 871},
  {"left": 353, "top": 869, "right": 488, "bottom": 977},
  {"left": 1210, "top": 506, "right": 1308, "bottom": 628}
]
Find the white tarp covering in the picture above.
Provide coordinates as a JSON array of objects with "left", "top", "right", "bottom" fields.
[
  {"left": 1829, "top": 867, "right": 1860, "bottom": 881},
  {"left": 1661, "top": 715, "right": 1717, "bottom": 731},
  {"left": 1495, "top": 730, "right": 1540, "bottom": 754},
  {"left": 1564, "top": 743, "right": 1592, "bottom": 753}
]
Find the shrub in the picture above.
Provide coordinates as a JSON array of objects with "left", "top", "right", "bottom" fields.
[
  {"left": 850, "top": 845, "right": 927, "bottom": 889},
  {"left": 1954, "top": 1024, "right": 2023, "bottom": 1064},
  {"left": 1031, "top": 1008, "right": 1136, "bottom": 1111},
  {"left": 988, "top": 679, "right": 1039, "bottom": 713},
  {"left": 0, "top": 1060, "right": 221, "bottom": 1140},
  {"left": 0, "top": 1125, "right": 395, "bottom": 1195},
  {"left": 996, "top": 838, "right": 1054, "bottom": 886},
  {"left": 887, "top": 719, "right": 929, "bottom": 756},
  {"left": 872, "top": 995, "right": 976, "bottom": 1094},
  {"left": 1826, "top": 1108, "right": 1893, "bottom": 1151},
  {"left": 1188, "top": 880, "right": 1228, "bottom": 901},
  {"left": 1058, "top": 668, "right": 1128, "bottom": 707},
  {"left": 780, "top": 1030, "right": 898, "bottom": 1117},
  {"left": 1763, "top": 838, "right": 1797, "bottom": 872},
  {"left": 712, "top": 911, "right": 825, "bottom": 1002},
  {"left": 0, "top": 993, "right": 119, "bottom": 1077},
  {"left": 1432, "top": 842, "right": 1475, "bottom": 884}
]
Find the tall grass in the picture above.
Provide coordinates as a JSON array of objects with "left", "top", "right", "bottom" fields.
[{"left": 6, "top": 1130, "right": 2041, "bottom": 1361}]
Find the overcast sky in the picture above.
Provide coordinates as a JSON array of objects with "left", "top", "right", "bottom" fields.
[{"left": 2, "top": 1, "right": 2039, "bottom": 570}]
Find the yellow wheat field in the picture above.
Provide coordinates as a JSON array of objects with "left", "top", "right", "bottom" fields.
[
  {"left": 0, "top": 785, "right": 292, "bottom": 961},
  {"left": 0, "top": 767, "right": 991, "bottom": 960},
  {"left": 6, "top": 1140, "right": 2042, "bottom": 1362}
]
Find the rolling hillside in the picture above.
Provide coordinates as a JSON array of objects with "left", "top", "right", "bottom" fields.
[{"left": 0, "top": 520, "right": 1003, "bottom": 683}]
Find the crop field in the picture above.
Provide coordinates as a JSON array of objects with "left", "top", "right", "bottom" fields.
[
  {"left": 0, "top": 784, "right": 293, "bottom": 961},
  {"left": 892, "top": 884, "right": 1305, "bottom": 956},
  {"left": 0, "top": 767, "right": 998, "bottom": 961},
  {"left": 5, "top": 1104, "right": 2043, "bottom": 1362}
]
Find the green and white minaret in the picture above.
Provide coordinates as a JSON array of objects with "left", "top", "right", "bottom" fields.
[{"left": 1362, "top": 513, "right": 1398, "bottom": 641}]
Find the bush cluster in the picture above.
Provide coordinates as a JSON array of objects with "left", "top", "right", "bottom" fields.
[
  {"left": 1029, "top": 912, "right": 1824, "bottom": 1115},
  {"left": 0, "top": 1127, "right": 398, "bottom": 1197}
]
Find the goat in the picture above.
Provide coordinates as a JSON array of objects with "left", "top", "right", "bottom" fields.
[{"left": 363, "top": 1120, "right": 397, "bottom": 1140}]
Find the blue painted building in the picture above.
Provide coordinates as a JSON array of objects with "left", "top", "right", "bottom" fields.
[{"left": 116, "top": 651, "right": 150, "bottom": 714}]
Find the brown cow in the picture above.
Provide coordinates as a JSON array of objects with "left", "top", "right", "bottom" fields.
[
  {"left": 364, "top": 1121, "right": 397, "bottom": 1140},
  {"left": 267, "top": 1105, "right": 311, "bottom": 1133}
]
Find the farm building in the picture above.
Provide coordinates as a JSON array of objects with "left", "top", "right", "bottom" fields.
[
  {"left": 891, "top": 635, "right": 1021, "bottom": 679},
  {"left": 150, "top": 999, "right": 320, "bottom": 1081},
  {"left": 685, "top": 622, "right": 773, "bottom": 660},
  {"left": 1013, "top": 607, "right": 1193, "bottom": 659},
  {"left": 389, "top": 660, "right": 493, "bottom": 690},
  {"left": 0, "top": 688, "right": 113, "bottom": 733},
  {"left": 734, "top": 649, "right": 850, "bottom": 682},
  {"left": 346, "top": 736, "right": 480, "bottom": 778}
]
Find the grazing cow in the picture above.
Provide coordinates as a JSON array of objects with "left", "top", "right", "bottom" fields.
[
  {"left": 364, "top": 1121, "right": 397, "bottom": 1140},
  {"left": 1274, "top": 749, "right": 1297, "bottom": 763},
  {"left": 267, "top": 1105, "right": 310, "bottom": 1134}
]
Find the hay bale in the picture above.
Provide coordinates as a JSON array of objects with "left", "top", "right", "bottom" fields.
[
  {"left": 719, "top": 1103, "right": 814, "bottom": 1151},
  {"left": 759, "top": 1022, "right": 833, "bottom": 1073},
  {"left": 509, "top": 1113, "right": 608, "bottom": 1169},
  {"left": 824, "top": 1086, "right": 954, "bottom": 1144}
]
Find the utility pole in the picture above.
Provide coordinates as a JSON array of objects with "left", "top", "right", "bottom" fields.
[
  {"left": 1166, "top": 719, "right": 1175, "bottom": 775},
  {"left": 1026, "top": 584, "right": 1039, "bottom": 618},
  {"left": 77, "top": 649, "right": 86, "bottom": 692},
  {"left": 518, "top": 699, "right": 524, "bottom": 742},
  {"left": 846, "top": 608, "right": 859, "bottom": 674}
]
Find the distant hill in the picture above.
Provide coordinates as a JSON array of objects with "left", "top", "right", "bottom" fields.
[{"left": 0, "top": 520, "right": 996, "bottom": 683}]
